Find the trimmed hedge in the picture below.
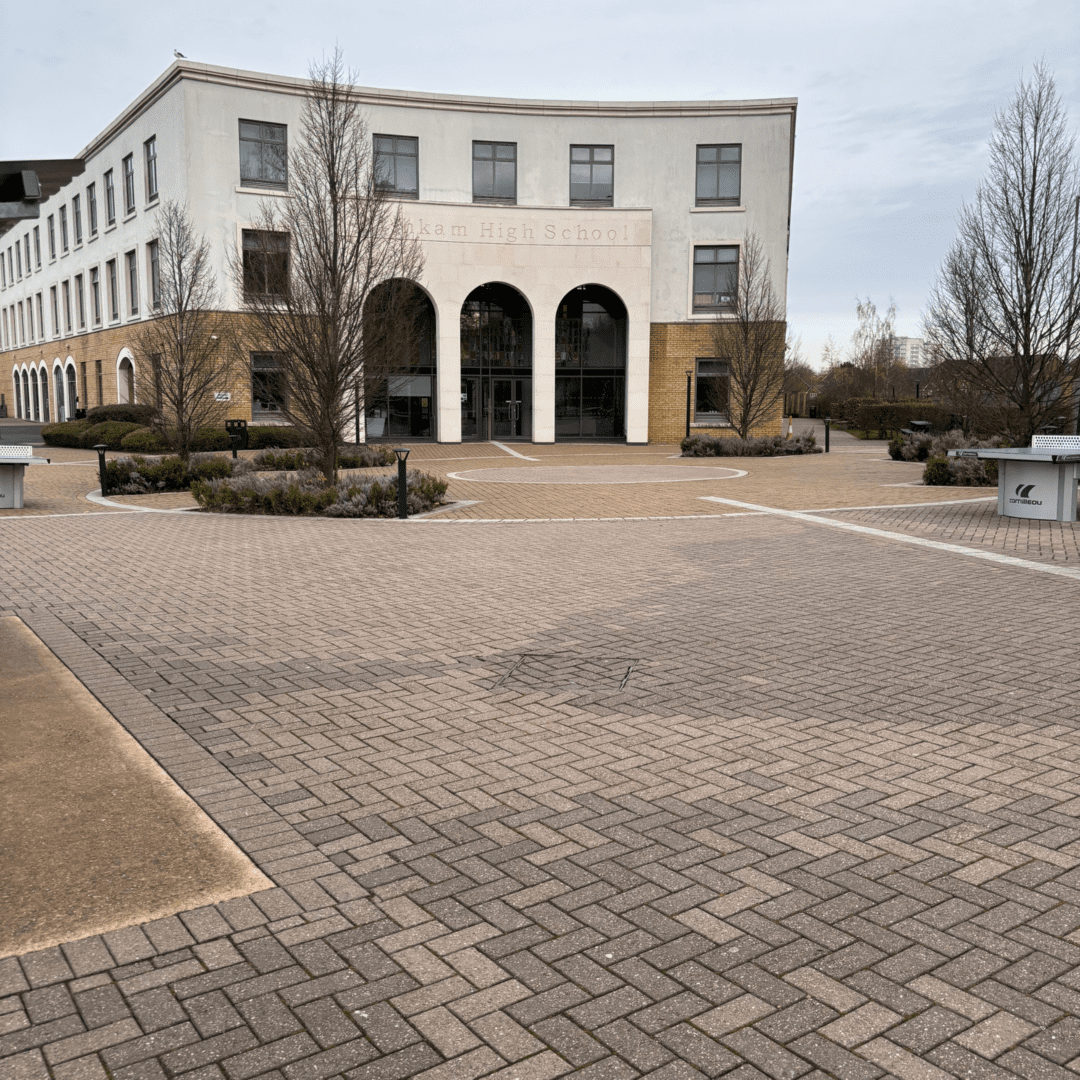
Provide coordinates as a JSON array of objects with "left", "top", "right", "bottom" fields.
[
  {"left": 682, "top": 432, "right": 821, "bottom": 457},
  {"left": 191, "top": 468, "right": 448, "bottom": 517},
  {"left": 120, "top": 426, "right": 171, "bottom": 453},
  {"left": 105, "top": 453, "right": 235, "bottom": 494},
  {"left": 86, "top": 403, "right": 158, "bottom": 425},
  {"left": 41, "top": 419, "right": 92, "bottom": 447},
  {"left": 246, "top": 425, "right": 307, "bottom": 449},
  {"left": 81, "top": 421, "right": 144, "bottom": 449},
  {"left": 243, "top": 445, "right": 395, "bottom": 472},
  {"left": 816, "top": 398, "right": 954, "bottom": 438}
]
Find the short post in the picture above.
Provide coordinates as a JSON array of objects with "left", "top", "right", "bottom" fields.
[
  {"left": 228, "top": 432, "right": 240, "bottom": 459},
  {"left": 95, "top": 443, "right": 108, "bottom": 497},
  {"left": 685, "top": 370, "right": 693, "bottom": 440},
  {"left": 354, "top": 383, "right": 361, "bottom": 445},
  {"left": 393, "top": 447, "right": 410, "bottom": 519},
  {"left": 824, "top": 417, "right": 831, "bottom": 454}
]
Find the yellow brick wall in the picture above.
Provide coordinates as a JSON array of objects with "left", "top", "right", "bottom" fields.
[
  {"left": 1, "top": 313, "right": 260, "bottom": 423},
  {"left": 648, "top": 322, "right": 785, "bottom": 444}
]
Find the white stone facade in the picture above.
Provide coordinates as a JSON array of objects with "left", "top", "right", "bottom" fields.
[{"left": 1, "top": 62, "right": 796, "bottom": 443}]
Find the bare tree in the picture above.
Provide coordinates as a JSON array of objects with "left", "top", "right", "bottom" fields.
[
  {"left": 708, "top": 231, "right": 787, "bottom": 439},
  {"left": 134, "top": 201, "right": 238, "bottom": 460},
  {"left": 924, "top": 63, "right": 1080, "bottom": 442},
  {"left": 239, "top": 49, "right": 424, "bottom": 481},
  {"left": 850, "top": 298, "right": 903, "bottom": 398}
]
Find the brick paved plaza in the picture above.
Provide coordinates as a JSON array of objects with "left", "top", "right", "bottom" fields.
[{"left": 4, "top": 437, "right": 1080, "bottom": 1080}]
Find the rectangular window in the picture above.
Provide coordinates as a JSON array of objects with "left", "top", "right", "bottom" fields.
[
  {"left": 695, "top": 359, "right": 730, "bottom": 419},
  {"left": 33, "top": 226, "right": 40, "bottom": 267},
  {"left": 91, "top": 267, "right": 101, "bottom": 324},
  {"left": 50, "top": 285, "right": 59, "bottom": 335},
  {"left": 60, "top": 206, "right": 69, "bottom": 252},
  {"left": 73, "top": 195, "right": 83, "bottom": 245},
  {"left": 95, "top": 359, "right": 103, "bottom": 406},
  {"left": 149, "top": 240, "right": 161, "bottom": 309},
  {"left": 3, "top": 310, "right": 8, "bottom": 350},
  {"left": 373, "top": 135, "right": 418, "bottom": 198},
  {"left": 1, "top": 252, "right": 5, "bottom": 287},
  {"left": 242, "top": 230, "right": 289, "bottom": 297},
  {"left": 104, "top": 170, "right": 116, "bottom": 225},
  {"left": 27, "top": 296, "right": 33, "bottom": 340},
  {"left": 107, "top": 259, "right": 119, "bottom": 320},
  {"left": 62, "top": 280, "right": 72, "bottom": 333},
  {"left": 239, "top": 120, "right": 287, "bottom": 188},
  {"left": 7, "top": 248, "right": 12, "bottom": 282},
  {"left": 75, "top": 274, "right": 85, "bottom": 329},
  {"left": 692, "top": 245, "right": 739, "bottom": 312},
  {"left": 36, "top": 293, "right": 43, "bottom": 339},
  {"left": 251, "top": 353, "right": 286, "bottom": 415},
  {"left": 472, "top": 142, "right": 516, "bottom": 203},
  {"left": 24, "top": 235, "right": 31, "bottom": 274},
  {"left": 15, "top": 242, "right": 22, "bottom": 279},
  {"left": 87, "top": 183, "right": 98, "bottom": 235},
  {"left": 570, "top": 145, "right": 614, "bottom": 206},
  {"left": 696, "top": 145, "right": 741, "bottom": 206},
  {"left": 48, "top": 215, "right": 56, "bottom": 259},
  {"left": 144, "top": 136, "right": 158, "bottom": 201},
  {"left": 81, "top": 361, "right": 87, "bottom": 410},
  {"left": 18, "top": 301, "right": 25, "bottom": 344},
  {"left": 122, "top": 154, "right": 136, "bottom": 215},
  {"left": 125, "top": 250, "right": 138, "bottom": 314}
]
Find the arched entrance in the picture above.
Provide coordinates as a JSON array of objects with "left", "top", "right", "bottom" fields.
[
  {"left": 30, "top": 369, "right": 40, "bottom": 421},
  {"left": 363, "top": 280, "right": 436, "bottom": 439},
  {"left": 118, "top": 357, "right": 135, "bottom": 404},
  {"left": 39, "top": 367, "right": 50, "bottom": 422},
  {"left": 555, "top": 285, "right": 627, "bottom": 439},
  {"left": 460, "top": 283, "right": 532, "bottom": 440},
  {"left": 22, "top": 370, "right": 30, "bottom": 420},
  {"left": 13, "top": 369, "right": 22, "bottom": 418}
]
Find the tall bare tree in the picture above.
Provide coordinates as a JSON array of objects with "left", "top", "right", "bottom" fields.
[
  {"left": 850, "top": 298, "right": 902, "bottom": 398},
  {"left": 707, "top": 231, "right": 787, "bottom": 438},
  {"left": 239, "top": 49, "right": 424, "bottom": 481},
  {"left": 134, "top": 200, "right": 238, "bottom": 460},
  {"left": 924, "top": 63, "right": 1080, "bottom": 441}
]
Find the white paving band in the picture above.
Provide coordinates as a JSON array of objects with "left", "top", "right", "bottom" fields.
[{"left": 700, "top": 495, "right": 1080, "bottom": 582}]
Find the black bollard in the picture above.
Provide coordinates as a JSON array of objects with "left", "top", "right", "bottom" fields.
[
  {"left": 95, "top": 443, "right": 109, "bottom": 496},
  {"left": 824, "top": 418, "right": 830, "bottom": 454},
  {"left": 393, "top": 447, "right": 410, "bottom": 519},
  {"left": 229, "top": 432, "right": 239, "bottom": 459}
]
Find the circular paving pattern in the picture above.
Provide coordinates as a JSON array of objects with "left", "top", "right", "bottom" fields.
[{"left": 445, "top": 464, "right": 747, "bottom": 484}]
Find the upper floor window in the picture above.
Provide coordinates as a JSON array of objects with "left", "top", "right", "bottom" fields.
[
  {"left": 149, "top": 240, "right": 161, "bottom": 309},
  {"left": 145, "top": 137, "right": 158, "bottom": 201},
  {"left": 239, "top": 120, "right": 287, "bottom": 188},
  {"left": 73, "top": 195, "right": 83, "bottom": 245},
  {"left": 104, "top": 170, "right": 116, "bottom": 225},
  {"left": 59, "top": 206, "right": 69, "bottom": 252},
  {"left": 696, "top": 145, "right": 741, "bottom": 206},
  {"left": 570, "top": 145, "right": 613, "bottom": 206},
  {"left": 107, "top": 259, "right": 119, "bottom": 321},
  {"left": 242, "top": 230, "right": 289, "bottom": 297},
  {"left": 15, "top": 241, "right": 22, "bottom": 279},
  {"left": 473, "top": 142, "right": 516, "bottom": 204},
  {"left": 122, "top": 155, "right": 136, "bottom": 215},
  {"left": 48, "top": 215, "right": 56, "bottom": 259},
  {"left": 373, "top": 135, "right": 418, "bottom": 199},
  {"left": 87, "top": 183, "right": 98, "bottom": 235},
  {"left": 126, "top": 250, "right": 139, "bottom": 314},
  {"left": 692, "top": 245, "right": 739, "bottom": 312},
  {"left": 33, "top": 226, "right": 40, "bottom": 268}
]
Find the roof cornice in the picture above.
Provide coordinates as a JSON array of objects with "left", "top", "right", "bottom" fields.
[{"left": 78, "top": 60, "right": 797, "bottom": 161}]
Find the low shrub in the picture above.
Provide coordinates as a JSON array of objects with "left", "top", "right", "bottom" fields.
[
  {"left": 192, "top": 468, "right": 448, "bottom": 517},
  {"left": 922, "top": 457, "right": 952, "bottom": 486},
  {"left": 681, "top": 432, "right": 821, "bottom": 457},
  {"left": 120, "top": 426, "right": 170, "bottom": 453},
  {"left": 41, "top": 419, "right": 92, "bottom": 447},
  {"left": 86, "top": 403, "right": 158, "bottom": 426},
  {"left": 338, "top": 445, "right": 396, "bottom": 468},
  {"left": 917, "top": 431, "right": 1010, "bottom": 485},
  {"left": 191, "top": 428, "right": 231, "bottom": 452},
  {"left": 81, "top": 421, "right": 144, "bottom": 449},
  {"left": 246, "top": 425, "right": 306, "bottom": 449},
  {"left": 104, "top": 452, "right": 236, "bottom": 494},
  {"left": 240, "top": 445, "right": 396, "bottom": 472}
]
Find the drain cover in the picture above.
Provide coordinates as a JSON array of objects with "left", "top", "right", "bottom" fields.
[{"left": 497, "top": 654, "right": 639, "bottom": 691}]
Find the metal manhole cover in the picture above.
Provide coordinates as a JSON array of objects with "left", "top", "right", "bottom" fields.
[{"left": 496, "top": 654, "right": 640, "bottom": 691}]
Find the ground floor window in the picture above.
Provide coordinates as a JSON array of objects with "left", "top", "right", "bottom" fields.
[
  {"left": 555, "top": 374, "right": 625, "bottom": 438},
  {"left": 695, "top": 359, "right": 729, "bottom": 421},
  {"left": 366, "top": 373, "right": 435, "bottom": 438},
  {"left": 252, "top": 353, "right": 286, "bottom": 417}
]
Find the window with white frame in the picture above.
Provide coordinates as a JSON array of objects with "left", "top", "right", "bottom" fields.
[
  {"left": 87, "top": 183, "right": 98, "bottom": 235},
  {"left": 73, "top": 194, "right": 83, "bottom": 245},
  {"left": 149, "top": 240, "right": 161, "bottom": 309},
  {"left": 75, "top": 274, "right": 85, "bottom": 329},
  {"left": 122, "top": 155, "right": 136, "bottom": 215},
  {"left": 59, "top": 206, "right": 69, "bottom": 252},
  {"left": 36, "top": 293, "right": 43, "bottom": 339},
  {"left": 48, "top": 215, "right": 56, "bottom": 259},
  {"left": 692, "top": 245, "right": 738, "bottom": 312},
  {"left": 24, "top": 235, "right": 31, "bottom": 274},
  {"left": 62, "top": 280, "right": 72, "bottom": 333},
  {"left": 145, "top": 137, "right": 158, "bottom": 201},
  {"left": 239, "top": 120, "right": 287, "bottom": 188},
  {"left": 90, "top": 267, "right": 101, "bottom": 324},
  {"left": 33, "top": 226, "right": 40, "bottom": 267},
  {"left": 125, "top": 250, "right": 138, "bottom": 314},
  {"left": 107, "top": 259, "right": 119, "bottom": 320},
  {"left": 50, "top": 286, "right": 59, "bottom": 336}
]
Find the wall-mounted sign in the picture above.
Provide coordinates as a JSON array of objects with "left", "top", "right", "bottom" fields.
[{"left": 214, "top": 392, "right": 231, "bottom": 402}]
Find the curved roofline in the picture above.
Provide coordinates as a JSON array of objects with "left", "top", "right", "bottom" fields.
[{"left": 79, "top": 60, "right": 797, "bottom": 161}]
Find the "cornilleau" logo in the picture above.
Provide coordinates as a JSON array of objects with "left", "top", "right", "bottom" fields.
[
  {"left": 1015, "top": 484, "right": 1036, "bottom": 499},
  {"left": 1009, "top": 483, "right": 1042, "bottom": 506}
]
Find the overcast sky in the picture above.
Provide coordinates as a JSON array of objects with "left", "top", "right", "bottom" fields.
[{"left": 3, "top": 0, "right": 1078, "bottom": 367}]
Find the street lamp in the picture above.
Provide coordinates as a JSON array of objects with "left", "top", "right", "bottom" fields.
[
  {"left": 685, "top": 370, "right": 694, "bottom": 441},
  {"left": 393, "top": 447, "right": 410, "bottom": 519},
  {"left": 94, "top": 443, "right": 109, "bottom": 496}
]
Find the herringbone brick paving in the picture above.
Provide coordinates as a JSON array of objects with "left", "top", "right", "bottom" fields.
[{"left": 3, "top": 508, "right": 1080, "bottom": 1080}]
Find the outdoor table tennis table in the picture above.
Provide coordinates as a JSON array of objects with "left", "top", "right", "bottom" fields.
[
  {"left": 948, "top": 435, "right": 1080, "bottom": 523},
  {"left": 0, "top": 445, "right": 49, "bottom": 509}
]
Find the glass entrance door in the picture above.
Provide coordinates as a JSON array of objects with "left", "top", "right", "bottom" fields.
[{"left": 462, "top": 376, "right": 531, "bottom": 440}]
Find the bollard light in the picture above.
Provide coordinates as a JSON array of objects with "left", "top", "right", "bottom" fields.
[
  {"left": 94, "top": 443, "right": 109, "bottom": 497},
  {"left": 685, "top": 370, "right": 694, "bottom": 442},
  {"left": 228, "top": 432, "right": 240, "bottom": 459},
  {"left": 393, "top": 447, "right": 410, "bottom": 519},
  {"left": 824, "top": 417, "right": 831, "bottom": 454}
]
